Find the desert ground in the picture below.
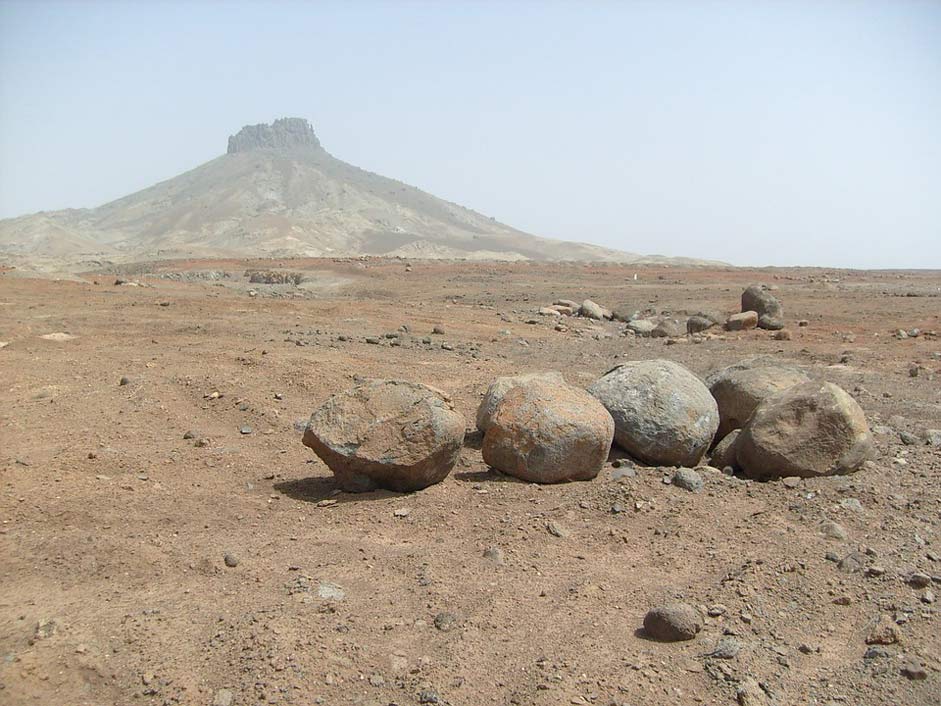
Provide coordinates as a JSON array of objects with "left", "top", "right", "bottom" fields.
[{"left": 1, "top": 259, "right": 939, "bottom": 706}]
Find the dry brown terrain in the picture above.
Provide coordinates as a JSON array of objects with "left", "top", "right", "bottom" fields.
[{"left": 1, "top": 260, "right": 940, "bottom": 706}]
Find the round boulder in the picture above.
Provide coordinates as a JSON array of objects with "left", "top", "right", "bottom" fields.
[
  {"left": 588, "top": 360, "right": 719, "bottom": 467},
  {"left": 736, "top": 381, "right": 874, "bottom": 480},
  {"left": 742, "top": 285, "right": 784, "bottom": 330},
  {"left": 482, "top": 380, "right": 614, "bottom": 483},
  {"left": 476, "top": 371, "right": 566, "bottom": 432},
  {"left": 302, "top": 379, "right": 465, "bottom": 492},
  {"left": 643, "top": 603, "right": 703, "bottom": 642},
  {"left": 706, "top": 361, "right": 810, "bottom": 440}
]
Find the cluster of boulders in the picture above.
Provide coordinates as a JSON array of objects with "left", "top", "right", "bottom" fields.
[
  {"left": 301, "top": 356, "right": 874, "bottom": 492},
  {"left": 537, "top": 285, "right": 790, "bottom": 338},
  {"left": 245, "top": 269, "right": 305, "bottom": 285}
]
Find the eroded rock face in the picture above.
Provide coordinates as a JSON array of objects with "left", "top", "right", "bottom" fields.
[
  {"left": 588, "top": 360, "right": 718, "bottom": 467},
  {"left": 736, "top": 381, "right": 874, "bottom": 480},
  {"left": 476, "top": 371, "right": 567, "bottom": 432},
  {"left": 302, "top": 379, "right": 464, "bottom": 492},
  {"left": 482, "top": 380, "right": 614, "bottom": 484},
  {"left": 706, "top": 361, "right": 810, "bottom": 440},
  {"left": 227, "top": 118, "right": 322, "bottom": 154}
]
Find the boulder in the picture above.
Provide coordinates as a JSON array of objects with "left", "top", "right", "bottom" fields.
[
  {"left": 482, "top": 380, "right": 614, "bottom": 483},
  {"left": 549, "top": 304, "right": 576, "bottom": 315},
  {"left": 643, "top": 603, "right": 703, "bottom": 641},
  {"left": 588, "top": 360, "right": 719, "bottom": 467},
  {"left": 736, "top": 381, "right": 874, "bottom": 480},
  {"left": 726, "top": 311, "right": 758, "bottom": 331},
  {"left": 706, "top": 361, "right": 810, "bottom": 440},
  {"left": 554, "top": 299, "right": 579, "bottom": 309},
  {"left": 537, "top": 307, "right": 562, "bottom": 317},
  {"left": 742, "top": 285, "right": 784, "bottom": 330},
  {"left": 693, "top": 310, "right": 725, "bottom": 325},
  {"left": 476, "top": 371, "right": 567, "bottom": 432},
  {"left": 710, "top": 429, "right": 741, "bottom": 471},
  {"left": 580, "top": 299, "right": 605, "bottom": 320},
  {"left": 687, "top": 315, "right": 715, "bottom": 334},
  {"left": 611, "top": 307, "right": 640, "bottom": 323},
  {"left": 303, "top": 380, "right": 465, "bottom": 492},
  {"left": 650, "top": 318, "right": 685, "bottom": 338},
  {"left": 626, "top": 319, "right": 657, "bottom": 336}
]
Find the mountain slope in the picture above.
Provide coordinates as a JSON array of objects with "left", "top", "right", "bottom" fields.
[{"left": 0, "top": 118, "right": 714, "bottom": 264}]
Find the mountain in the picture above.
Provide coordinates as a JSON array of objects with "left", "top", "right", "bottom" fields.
[{"left": 0, "top": 118, "right": 716, "bottom": 265}]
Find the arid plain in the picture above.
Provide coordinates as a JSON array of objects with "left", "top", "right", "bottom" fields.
[{"left": 1, "top": 259, "right": 939, "bottom": 706}]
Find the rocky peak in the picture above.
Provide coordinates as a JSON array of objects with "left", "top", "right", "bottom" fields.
[{"left": 226, "top": 118, "right": 321, "bottom": 154}]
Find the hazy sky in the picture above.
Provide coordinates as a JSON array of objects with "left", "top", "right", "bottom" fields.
[{"left": 1, "top": 1, "right": 939, "bottom": 268}]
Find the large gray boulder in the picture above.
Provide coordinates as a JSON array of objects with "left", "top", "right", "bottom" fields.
[
  {"left": 742, "top": 285, "right": 784, "bottom": 330},
  {"left": 303, "top": 380, "right": 465, "bottom": 492},
  {"left": 476, "top": 371, "right": 566, "bottom": 432},
  {"left": 482, "top": 380, "right": 614, "bottom": 483},
  {"left": 736, "top": 381, "right": 874, "bottom": 480},
  {"left": 706, "top": 361, "right": 810, "bottom": 440},
  {"left": 588, "top": 360, "right": 719, "bottom": 467}
]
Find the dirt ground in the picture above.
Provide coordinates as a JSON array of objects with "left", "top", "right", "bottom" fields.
[{"left": 1, "top": 259, "right": 940, "bottom": 706}]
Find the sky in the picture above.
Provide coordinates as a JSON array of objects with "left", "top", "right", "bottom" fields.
[{"left": 0, "top": 0, "right": 939, "bottom": 268}]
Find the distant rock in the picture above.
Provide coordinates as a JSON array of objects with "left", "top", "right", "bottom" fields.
[
  {"left": 580, "top": 299, "right": 605, "bottom": 320},
  {"left": 687, "top": 315, "right": 715, "bottom": 334},
  {"left": 476, "top": 371, "right": 566, "bottom": 432},
  {"left": 742, "top": 285, "right": 784, "bottom": 330},
  {"left": 588, "top": 360, "right": 718, "bottom": 467},
  {"left": 302, "top": 380, "right": 464, "bottom": 492},
  {"left": 736, "top": 382, "right": 874, "bottom": 480},
  {"left": 554, "top": 299, "right": 580, "bottom": 309},
  {"left": 626, "top": 319, "right": 657, "bottom": 336},
  {"left": 643, "top": 603, "right": 703, "bottom": 641},
  {"left": 611, "top": 307, "right": 639, "bottom": 323},
  {"left": 650, "top": 318, "right": 685, "bottom": 338},
  {"left": 482, "top": 379, "right": 614, "bottom": 483},
  {"left": 706, "top": 360, "right": 810, "bottom": 440},
  {"left": 726, "top": 311, "right": 758, "bottom": 331}
]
